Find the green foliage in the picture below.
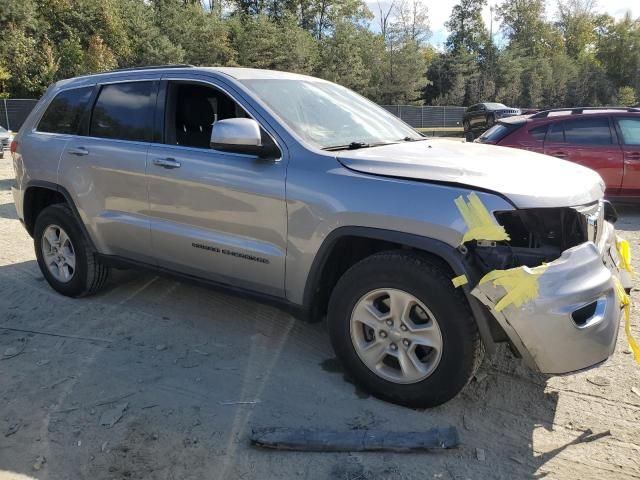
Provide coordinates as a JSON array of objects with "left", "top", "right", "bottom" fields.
[
  {"left": 617, "top": 86, "right": 637, "bottom": 106},
  {"left": 445, "top": 0, "right": 489, "bottom": 56},
  {"left": 0, "top": 0, "right": 638, "bottom": 109}
]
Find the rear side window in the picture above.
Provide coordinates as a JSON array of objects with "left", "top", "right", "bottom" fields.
[
  {"left": 547, "top": 122, "right": 564, "bottom": 142},
  {"left": 528, "top": 124, "right": 548, "bottom": 141},
  {"left": 477, "top": 123, "right": 517, "bottom": 143},
  {"left": 90, "top": 82, "right": 154, "bottom": 142},
  {"left": 37, "top": 87, "right": 93, "bottom": 134},
  {"left": 617, "top": 118, "right": 640, "bottom": 145},
  {"left": 560, "top": 118, "right": 612, "bottom": 145}
]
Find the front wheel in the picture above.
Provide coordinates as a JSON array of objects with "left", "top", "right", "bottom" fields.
[{"left": 328, "top": 251, "right": 482, "bottom": 408}]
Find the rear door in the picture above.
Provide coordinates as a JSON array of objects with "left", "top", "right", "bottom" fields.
[
  {"left": 59, "top": 79, "right": 158, "bottom": 263},
  {"left": 27, "top": 86, "right": 94, "bottom": 187},
  {"left": 614, "top": 116, "right": 640, "bottom": 197},
  {"left": 543, "top": 116, "right": 623, "bottom": 196},
  {"left": 471, "top": 104, "right": 486, "bottom": 128}
]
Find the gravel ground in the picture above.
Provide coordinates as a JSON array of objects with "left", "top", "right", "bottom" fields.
[{"left": 1, "top": 156, "right": 640, "bottom": 480}]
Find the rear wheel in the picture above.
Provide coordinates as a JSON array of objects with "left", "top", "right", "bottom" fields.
[
  {"left": 328, "top": 251, "right": 482, "bottom": 408},
  {"left": 34, "top": 204, "right": 110, "bottom": 297}
]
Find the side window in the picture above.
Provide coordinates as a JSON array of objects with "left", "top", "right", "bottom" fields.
[
  {"left": 37, "top": 87, "right": 93, "bottom": 134},
  {"left": 617, "top": 118, "right": 640, "bottom": 145},
  {"left": 529, "top": 124, "right": 548, "bottom": 141},
  {"left": 563, "top": 117, "right": 612, "bottom": 145},
  {"left": 547, "top": 122, "right": 565, "bottom": 143},
  {"left": 165, "top": 82, "right": 250, "bottom": 149},
  {"left": 90, "top": 82, "right": 154, "bottom": 142}
]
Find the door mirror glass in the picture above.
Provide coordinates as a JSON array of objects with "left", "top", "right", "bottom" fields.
[{"left": 211, "top": 118, "right": 263, "bottom": 155}]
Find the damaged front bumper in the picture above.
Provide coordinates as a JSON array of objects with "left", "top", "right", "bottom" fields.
[{"left": 472, "top": 219, "right": 631, "bottom": 375}]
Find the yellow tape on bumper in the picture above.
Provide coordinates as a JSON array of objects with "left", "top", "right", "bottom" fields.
[
  {"left": 451, "top": 274, "right": 468, "bottom": 288},
  {"left": 478, "top": 264, "right": 548, "bottom": 312},
  {"left": 454, "top": 192, "right": 510, "bottom": 244},
  {"left": 613, "top": 276, "right": 640, "bottom": 365}
]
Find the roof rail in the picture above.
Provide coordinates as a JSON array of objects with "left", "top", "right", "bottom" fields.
[
  {"left": 531, "top": 106, "right": 640, "bottom": 118},
  {"left": 106, "top": 64, "right": 195, "bottom": 73}
]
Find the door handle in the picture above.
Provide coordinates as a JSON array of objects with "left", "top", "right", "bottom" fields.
[
  {"left": 625, "top": 152, "right": 640, "bottom": 161},
  {"left": 153, "top": 157, "right": 181, "bottom": 169},
  {"left": 67, "top": 147, "right": 89, "bottom": 156},
  {"left": 550, "top": 151, "right": 568, "bottom": 158}
]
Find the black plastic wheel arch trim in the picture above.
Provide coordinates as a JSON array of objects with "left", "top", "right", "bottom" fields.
[{"left": 302, "top": 226, "right": 498, "bottom": 354}]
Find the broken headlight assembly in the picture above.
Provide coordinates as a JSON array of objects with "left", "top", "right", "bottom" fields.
[{"left": 466, "top": 203, "right": 609, "bottom": 273}]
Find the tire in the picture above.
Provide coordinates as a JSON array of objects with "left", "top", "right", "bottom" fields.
[
  {"left": 327, "top": 251, "right": 482, "bottom": 408},
  {"left": 465, "top": 130, "right": 475, "bottom": 142},
  {"left": 34, "top": 204, "right": 110, "bottom": 297}
]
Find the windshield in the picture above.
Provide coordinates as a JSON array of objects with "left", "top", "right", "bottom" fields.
[
  {"left": 241, "top": 79, "right": 422, "bottom": 148},
  {"left": 0, "top": 126, "right": 6, "bottom": 133},
  {"left": 485, "top": 103, "right": 508, "bottom": 109}
]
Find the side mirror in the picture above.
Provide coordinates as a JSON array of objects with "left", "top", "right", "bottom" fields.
[{"left": 210, "top": 118, "right": 278, "bottom": 158}]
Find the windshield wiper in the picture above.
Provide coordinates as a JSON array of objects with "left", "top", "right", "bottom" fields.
[
  {"left": 401, "top": 136, "right": 429, "bottom": 142},
  {"left": 322, "top": 141, "right": 395, "bottom": 151}
]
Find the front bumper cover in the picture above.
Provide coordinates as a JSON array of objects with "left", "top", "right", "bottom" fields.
[{"left": 472, "top": 220, "right": 629, "bottom": 374}]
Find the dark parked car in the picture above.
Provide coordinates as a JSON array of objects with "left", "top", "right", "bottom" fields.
[
  {"left": 463, "top": 103, "right": 521, "bottom": 136},
  {"left": 476, "top": 107, "right": 640, "bottom": 200}
]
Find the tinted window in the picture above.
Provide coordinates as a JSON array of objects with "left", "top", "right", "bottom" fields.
[
  {"left": 617, "top": 118, "right": 640, "bottom": 145},
  {"left": 529, "top": 124, "right": 548, "bottom": 141},
  {"left": 477, "top": 123, "right": 517, "bottom": 143},
  {"left": 90, "top": 82, "right": 154, "bottom": 142},
  {"left": 38, "top": 87, "right": 93, "bottom": 134},
  {"left": 563, "top": 118, "right": 612, "bottom": 145},
  {"left": 547, "top": 122, "right": 564, "bottom": 142}
]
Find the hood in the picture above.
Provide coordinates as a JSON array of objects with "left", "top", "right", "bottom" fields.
[{"left": 336, "top": 139, "right": 605, "bottom": 209}]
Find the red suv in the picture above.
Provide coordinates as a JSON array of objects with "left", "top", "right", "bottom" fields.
[{"left": 476, "top": 107, "right": 640, "bottom": 200}]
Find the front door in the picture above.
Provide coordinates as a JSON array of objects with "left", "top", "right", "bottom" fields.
[
  {"left": 146, "top": 78, "right": 287, "bottom": 297},
  {"left": 544, "top": 116, "right": 623, "bottom": 196}
]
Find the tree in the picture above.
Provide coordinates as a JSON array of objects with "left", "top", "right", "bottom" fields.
[
  {"left": 393, "top": 0, "right": 429, "bottom": 45},
  {"left": 557, "top": 0, "right": 598, "bottom": 58},
  {"left": 445, "top": 0, "right": 489, "bottom": 56},
  {"left": 596, "top": 13, "right": 640, "bottom": 94},
  {"left": 82, "top": 35, "right": 118, "bottom": 74},
  {"left": 498, "top": 0, "right": 561, "bottom": 56},
  {"left": 617, "top": 86, "right": 637, "bottom": 106},
  {"left": 0, "top": 62, "right": 11, "bottom": 98},
  {"left": 230, "top": 14, "right": 317, "bottom": 72}
]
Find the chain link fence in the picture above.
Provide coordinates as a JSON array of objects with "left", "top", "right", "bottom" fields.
[
  {"left": 380, "top": 105, "right": 466, "bottom": 129},
  {"left": 0, "top": 99, "right": 39, "bottom": 131},
  {"left": 0, "top": 99, "right": 466, "bottom": 132}
]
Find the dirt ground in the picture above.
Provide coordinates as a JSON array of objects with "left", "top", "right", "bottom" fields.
[{"left": 1, "top": 156, "right": 640, "bottom": 480}]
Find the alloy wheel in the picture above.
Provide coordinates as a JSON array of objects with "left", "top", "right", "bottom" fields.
[
  {"left": 41, "top": 224, "right": 76, "bottom": 283},
  {"left": 349, "top": 288, "right": 443, "bottom": 384}
]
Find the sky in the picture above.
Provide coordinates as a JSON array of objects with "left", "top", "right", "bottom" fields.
[{"left": 366, "top": 0, "right": 638, "bottom": 48}]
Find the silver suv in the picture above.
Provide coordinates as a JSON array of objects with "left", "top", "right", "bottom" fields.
[{"left": 11, "top": 66, "right": 632, "bottom": 407}]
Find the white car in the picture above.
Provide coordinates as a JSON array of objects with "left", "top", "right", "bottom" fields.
[{"left": 0, "top": 126, "right": 13, "bottom": 158}]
